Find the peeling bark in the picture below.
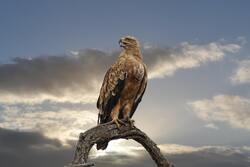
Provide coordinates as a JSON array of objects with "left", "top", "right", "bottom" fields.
[{"left": 67, "top": 122, "right": 174, "bottom": 167}]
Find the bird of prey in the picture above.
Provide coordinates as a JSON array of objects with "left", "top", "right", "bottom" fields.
[{"left": 96, "top": 36, "right": 147, "bottom": 150}]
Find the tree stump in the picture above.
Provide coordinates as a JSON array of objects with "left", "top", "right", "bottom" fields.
[{"left": 67, "top": 122, "right": 174, "bottom": 167}]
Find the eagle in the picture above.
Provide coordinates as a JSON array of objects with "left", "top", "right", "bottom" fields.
[{"left": 96, "top": 36, "right": 147, "bottom": 150}]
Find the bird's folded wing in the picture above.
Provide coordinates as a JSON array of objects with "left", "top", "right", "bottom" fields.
[
  {"left": 97, "top": 60, "right": 127, "bottom": 124},
  {"left": 130, "top": 64, "right": 148, "bottom": 118}
]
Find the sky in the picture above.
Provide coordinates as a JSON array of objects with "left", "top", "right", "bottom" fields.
[{"left": 0, "top": 0, "right": 250, "bottom": 167}]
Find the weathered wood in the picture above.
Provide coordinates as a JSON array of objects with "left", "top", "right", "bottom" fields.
[{"left": 69, "top": 122, "right": 174, "bottom": 167}]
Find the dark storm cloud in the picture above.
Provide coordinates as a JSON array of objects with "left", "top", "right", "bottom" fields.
[
  {"left": 93, "top": 145, "right": 250, "bottom": 167},
  {"left": 168, "top": 148, "right": 250, "bottom": 167},
  {"left": 0, "top": 49, "right": 114, "bottom": 96},
  {"left": 0, "top": 128, "right": 61, "bottom": 149},
  {"left": 0, "top": 128, "right": 74, "bottom": 167},
  {"left": 0, "top": 42, "right": 240, "bottom": 104}
]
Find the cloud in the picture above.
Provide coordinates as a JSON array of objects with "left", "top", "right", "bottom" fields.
[
  {"left": 93, "top": 143, "right": 250, "bottom": 167},
  {"left": 165, "top": 144, "right": 250, "bottom": 167},
  {"left": 231, "top": 59, "right": 250, "bottom": 84},
  {"left": 0, "top": 127, "right": 62, "bottom": 149},
  {"left": 146, "top": 42, "right": 241, "bottom": 78},
  {"left": 0, "top": 128, "right": 74, "bottom": 167},
  {"left": 0, "top": 40, "right": 241, "bottom": 144},
  {"left": 1, "top": 128, "right": 249, "bottom": 167},
  {"left": 0, "top": 49, "right": 114, "bottom": 104},
  {"left": 204, "top": 123, "right": 219, "bottom": 130},
  {"left": 0, "top": 41, "right": 241, "bottom": 105},
  {"left": 0, "top": 104, "right": 97, "bottom": 143},
  {"left": 188, "top": 95, "right": 250, "bottom": 130}
]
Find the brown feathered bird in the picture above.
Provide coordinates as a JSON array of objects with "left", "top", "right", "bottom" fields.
[{"left": 96, "top": 36, "right": 148, "bottom": 150}]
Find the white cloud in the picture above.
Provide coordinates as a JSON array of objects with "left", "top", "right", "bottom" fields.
[
  {"left": 92, "top": 141, "right": 250, "bottom": 160},
  {"left": 148, "top": 42, "right": 241, "bottom": 79},
  {"left": 94, "top": 143, "right": 235, "bottom": 157},
  {"left": 0, "top": 92, "right": 98, "bottom": 105},
  {"left": 0, "top": 40, "right": 243, "bottom": 146},
  {"left": 91, "top": 140, "right": 142, "bottom": 158},
  {"left": 231, "top": 59, "right": 250, "bottom": 84},
  {"left": 188, "top": 95, "right": 250, "bottom": 130},
  {"left": 93, "top": 143, "right": 250, "bottom": 167},
  {"left": 0, "top": 105, "right": 97, "bottom": 143},
  {"left": 204, "top": 123, "right": 219, "bottom": 130},
  {"left": 0, "top": 40, "right": 241, "bottom": 105},
  {"left": 159, "top": 144, "right": 246, "bottom": 155},
  {"left": 69, "top": 50, "right": 79, "bottom": 55}
]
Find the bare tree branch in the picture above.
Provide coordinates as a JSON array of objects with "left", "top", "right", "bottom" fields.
[{"left": 67, "top": 122, "right": 174, "bottom": 167}]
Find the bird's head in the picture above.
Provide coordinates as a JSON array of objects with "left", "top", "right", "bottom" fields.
[{"left": 119, "top": 36, "right": 140, "bottom": 50}]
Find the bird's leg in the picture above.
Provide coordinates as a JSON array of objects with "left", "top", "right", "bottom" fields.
[
  {"left": 110, "top": 118, "right": 126, "bottom": 129},
  {"left": 110, "top": 100, "right": 125, "bottom": 129},
  {"left": 123, "top": 103, "right": 135, "bottom": 128}
]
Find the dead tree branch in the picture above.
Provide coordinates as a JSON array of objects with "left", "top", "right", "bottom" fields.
[{"left": 68, "top": 122, "right": 174, "bottom": 167}]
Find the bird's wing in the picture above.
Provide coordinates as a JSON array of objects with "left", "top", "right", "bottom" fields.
[
  {"left": 130, "top": 64, "right": 148, "bottom": 118},
  {"left": 97, "top": 58, "right": 127, "bottom": 124}
]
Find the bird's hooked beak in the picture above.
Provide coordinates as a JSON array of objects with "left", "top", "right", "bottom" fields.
[
  {"left": 119, "top": 39, "right": 122, "bottom": 46},
  {"left": 119, "top": 38, "right": 125, "bottom": 48}
]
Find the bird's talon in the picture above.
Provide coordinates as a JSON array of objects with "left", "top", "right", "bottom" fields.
[
  {"left": 115, "top": 121, "right": 121, "bottom": 129},
  {"left": 126, "top": 118, "right": 135, "bottom": 128},
  {"left": 110, "top": 118, "right": 124, "bottom": 129},
  {"left": 117, "top": 119, "right": 126, "bottom": 125}
]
